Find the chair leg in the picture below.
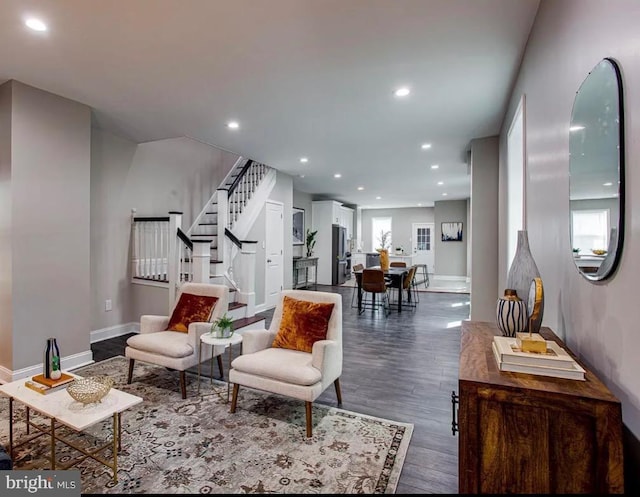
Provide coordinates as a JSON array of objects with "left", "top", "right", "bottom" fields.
[
  {"left": 217, "top": 355, "right": 224, "bottom": 378},
  {"left": 334, "top": 378, "right": 343, "bottom": 405},
  {"left": 305, "top": 401, "right": 313, "bottom": 438},
  {"left": 230, "top": 384, "right": 239, "bottom": 413},
  {"left": 179, "top": 371, "right": 187, "bottom": 399},
  {"left": 127, "top": 359, "right": 134, "bottom": 384}
]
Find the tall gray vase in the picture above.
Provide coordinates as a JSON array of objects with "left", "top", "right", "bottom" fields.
[{"left": 506, "top": 230, "right": 541, "bottom": 331}]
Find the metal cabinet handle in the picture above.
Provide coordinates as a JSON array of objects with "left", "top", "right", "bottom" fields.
[
  {"left": 267, "top": 259, "right": 272, "bottom": 263},
  {"left": 451, "top": 390, "right": 459, "bottom": 435}
]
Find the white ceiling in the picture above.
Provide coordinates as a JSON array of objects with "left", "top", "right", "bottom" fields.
[{"left": 0, "top": 0, "right": 539, "bottom": 209}]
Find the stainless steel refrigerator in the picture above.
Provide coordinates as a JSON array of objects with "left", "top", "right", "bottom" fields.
[{"left": 331, "top": 224, "right": 347, "bottom": 285}]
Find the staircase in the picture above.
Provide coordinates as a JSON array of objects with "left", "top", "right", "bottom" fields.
[{"left": 131, "top": 157, "right": 276, "bottom": 334}]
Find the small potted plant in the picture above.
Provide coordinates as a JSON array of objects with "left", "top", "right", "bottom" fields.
[
  {"left": 211, "top": 313, "right": 234, "bottom": 339},
  {"left": 306, "top": 228, "right": 318, "bottom": 257}
]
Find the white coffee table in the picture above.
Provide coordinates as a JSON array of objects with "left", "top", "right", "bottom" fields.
[
  {"left": 198, "top": 333, "right": 243, "bottom": 402},
  {"left": 0, "top": 373, "right": 142, "bottom": 483}
]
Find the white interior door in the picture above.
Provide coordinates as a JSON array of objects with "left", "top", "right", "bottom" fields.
[
  {"left": 265, "top": 201, "right": 284, "bottom": 309},
  {"left": 412, "top": 223, "right": 434, "bottom": 272}
]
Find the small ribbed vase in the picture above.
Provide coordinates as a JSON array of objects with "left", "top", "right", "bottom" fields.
[
  {"left": 506, "top": 230, "right": 541, "bottom": 331},
  {"left": 496, "top": 289, "right": 527, "bottom": 337}
]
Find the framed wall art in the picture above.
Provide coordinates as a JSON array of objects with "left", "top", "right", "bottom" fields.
[
  {"left": 441, "top": 221, "right": 463, "bottom": 242},
  {"left": 292, "top": 207, "right": 305, "bottom": 245}
]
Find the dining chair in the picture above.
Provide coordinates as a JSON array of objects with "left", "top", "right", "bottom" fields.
[
  {"left": 351, "top": 263, "right": 364, "bottom": 308},
  {"left": 400, "top": 265, "right": 419, "bottom": 309},
  {"left": 360, "top": 268, "right": 390, "bottom": 316},
  {"left": 390, "top": 261, "right": 407, "bottom": 268}
]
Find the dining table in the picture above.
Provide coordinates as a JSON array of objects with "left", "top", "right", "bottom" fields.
[{"left": 353, "top": 266, "right": 410, "bottom": 313}]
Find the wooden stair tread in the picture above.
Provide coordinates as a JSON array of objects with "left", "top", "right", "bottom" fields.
[
  {"left": 228, "top": 302, "right": 247, "bottom": 310},
  {"left": 231, "top": 315, "right": 265, "bottom": 330}
]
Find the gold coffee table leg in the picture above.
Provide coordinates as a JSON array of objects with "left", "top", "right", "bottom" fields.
[
  {"left": 50, "top": 417, "right": 56, "bottom": 470},
  {"left": 112, "top": 413, "right": 118, "bottom": 483},
  {"left": 8, "top": 397, "right": 13, "bottom": 459}
]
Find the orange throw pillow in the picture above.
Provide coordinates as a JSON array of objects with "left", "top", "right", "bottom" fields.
[
  {"left": 272, "top": 296, "right": 335, "bottom": 353},
  {"left": 166, "top": 293, "right": 219, "bottom": 333}
]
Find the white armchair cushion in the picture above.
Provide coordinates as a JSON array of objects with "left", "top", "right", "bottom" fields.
[
  {"left": 140, "top": 315, "right": 170, "bottom": 334},
  {"left": 231, "top": 348, "right": 322, "bottom": 386},
  {"left": 240, "top": 328, "right": 277, "bottom": 354},
  {"left": 126, "top": 331, "right": 194, "bottom": 358}
]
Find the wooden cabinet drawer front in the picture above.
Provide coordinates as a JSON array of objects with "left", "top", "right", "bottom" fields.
[{"left": 477, "top": 397, "right": 597, "bottom": 494}]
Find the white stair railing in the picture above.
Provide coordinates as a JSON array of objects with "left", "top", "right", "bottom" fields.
[{"left": 131, "top": 215, "right": 170, "bottom": 282}]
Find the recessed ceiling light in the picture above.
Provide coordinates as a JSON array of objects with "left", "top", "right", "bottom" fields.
[
  {"left": 570, "top": 125, "right": 585, "bottom": 132},
  {"left": 357, "top": 186, "right": 364, "bottom": 191},
  {"left": 394, "top": 87, "right": 410, "bottom": 97},
  {"left": 299, "top": 174, "right": 305, "bottom": 178},
  {"left": 300, "top": 157, "right": 308, "bottom": 163},
  {"left": 603, "top": 182, "right": 613, "bottom": 186},
  {"left": 421, "top": 143, "right": 432, "bottom": 150},
  {"left": 431, "top": 164, "right": 439, "bottom": 169},
  {"left": 442, "top": 193, "right": 448, "bottom": 196},
  {"left": 334, "top": 173, "right": 341, "bottom": 178},
  {"left": 376, "top": 196, "right": 382, "bottom": 200},
  {"left": 25, "top": 18, "right": 47, "bottom": 31},
  {"left": 437, "top": 181, "right": 444, "bottom": 186},
  {"left": 227, "top": 121, "right": 239, "bottom": 129}
]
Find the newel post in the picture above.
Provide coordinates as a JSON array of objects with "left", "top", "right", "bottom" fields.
[
  {"left": 192, "top": 240, "right": 212, "bottom": 283},
  {"left": 217, "top": 189, "right": 229, "bottom": 274},
  {"left": 168, "top": 211, "right": 183, "bottom": 308},
  {"left": 236, "top": 241, "right": 257, "bottom": 317}
]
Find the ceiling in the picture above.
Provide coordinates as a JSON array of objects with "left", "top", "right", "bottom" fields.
[{"left": 0, "top": 0, "right": 540, "bottom": 209}]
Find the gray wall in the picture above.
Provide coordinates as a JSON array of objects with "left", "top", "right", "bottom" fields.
[
  {"left": 91, "top": 129, "right": 239, "bottom": 329},
  {"left": 90, "top": 129, "right": 137, "bottom": 330},
  {"left": 470, "top": 136, "right": 499, "bottom": 320},
  {"left": 6, "top": 81, "right": 91, "bottom": 369},
  {"left": 434, "top": 199, "right": 468, "bottom": 276},
  {"left": 499, "top": 0, "right": 640, "bottom": 443},
  {"left": 0, "top": 82, "right": 13, "bottom": 369},
  {"left": 360, "top": 207, "right": 435, "bottom": 254}
]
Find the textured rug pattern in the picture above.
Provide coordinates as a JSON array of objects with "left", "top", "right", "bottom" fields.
[{"left": 0, "top": 357, "right": 412, "bottom": 494}]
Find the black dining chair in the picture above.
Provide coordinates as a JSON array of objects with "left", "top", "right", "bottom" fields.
[
  {"left": 359, "top": 268, "right": 391, "bottom": 317},
  {"left": 351, "top": 263, "right": 364, "bottom": 308}
]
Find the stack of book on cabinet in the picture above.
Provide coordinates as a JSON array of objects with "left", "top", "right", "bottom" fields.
[
  {"left": 24, "top": 372, "right": 75, "bottom": 394},
  {"left": 492, "top": 336, "right": 586, "bottom": 380}
]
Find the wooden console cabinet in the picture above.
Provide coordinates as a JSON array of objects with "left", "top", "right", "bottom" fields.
[{"left": 457, "top": 321, "right": 623, "bottom": 494}]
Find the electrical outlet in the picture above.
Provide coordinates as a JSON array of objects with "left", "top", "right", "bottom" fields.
[{"left": 105, "top": 299, "right": 112, "bottom": 312}]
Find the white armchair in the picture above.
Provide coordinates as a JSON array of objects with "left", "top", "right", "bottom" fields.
[
  {"left": 125, "top": 282, "right": 229, "bottom": 398},
  {"left": 229, "top": 289, "right": 342, "bottom": 437}
]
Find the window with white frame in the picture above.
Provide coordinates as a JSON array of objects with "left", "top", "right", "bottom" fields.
[
  {"left": 372, "top": 217, "right": 392, "bottom": 250},
  {"left": 571, "top": 209, "right": 609, "bottom": 253}
]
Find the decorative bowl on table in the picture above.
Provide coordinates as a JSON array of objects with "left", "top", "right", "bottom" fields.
[
  {"left": 66, "top": 375, "right": 114, "bottom": 405},
  {"left": 591, "top": 249, "right": 607, "bottom": 256}
]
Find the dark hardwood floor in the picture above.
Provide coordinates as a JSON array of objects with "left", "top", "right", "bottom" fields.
[{"left": 91, "top": 284, "right": 470, "bottom": 494}]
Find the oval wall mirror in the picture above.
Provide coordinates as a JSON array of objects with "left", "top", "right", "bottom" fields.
[{"left": 569, "top": 57, "right": 625, "bottom": 281}]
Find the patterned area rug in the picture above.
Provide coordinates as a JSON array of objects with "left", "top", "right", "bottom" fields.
[{"left": 0, "top": 357, "right": 412, "bottom": 494}]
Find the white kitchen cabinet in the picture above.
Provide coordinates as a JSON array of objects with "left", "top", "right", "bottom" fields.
[
  {"left": 312, "top": 200, "right": 342, "bottom": 285},
  {"left": 340, "top": 206, "right": 354, "bottom": 242}
]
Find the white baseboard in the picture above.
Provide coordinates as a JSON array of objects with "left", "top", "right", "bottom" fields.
[
  {"left": 90, "top": 322, "right": 140, "bottom": 344},
  {"left": 433, "top": 275, "right": 468, "bottom": 282},
  {"left": 0, "top": 350, "right": 94, "bottom": 384}
]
